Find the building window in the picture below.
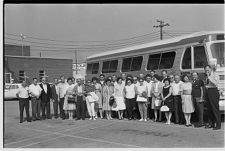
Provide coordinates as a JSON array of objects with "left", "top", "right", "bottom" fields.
[
  {"left": 19, "top": 70, "right": 25, "bottom": 82},
  {"left": 182, "top": 47, "right": 192, "bottom": 69},
  {"left": 194, "top": 46, "right": 208, "bottom": 68},
  {"left": 131, "top": 56, "right": 143, "bottom": 71},
  {"left": 159, "top": 51, "right": 176, "bottom": 69},
  {"left": 39, "top": 70, "right": 45, "bottom": 80},
  {"left": 5, "top": 73, "right": 11, "bottom": 83},
  {"left": 147, "top": 53, "right": 161, "bottom": 70},
  {"left": 102, "top": 60, "right": 118, "bottom": 73},
  {"left": 86, "top": 62, "right": 99, "bottom": 74}
]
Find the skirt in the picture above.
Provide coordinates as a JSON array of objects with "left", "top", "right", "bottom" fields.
[
  {"left": 112, "top": 97, "right": 126, "bottom": 111},
  {"left": 63, "top": 96, "right": 76, "bottom": 111},
  {"left": 164, "top": 96, "right": 174, "bottom": 112},
  {"left": 181, "top": 95, "right": 195, "bottom": 113},
  {"left": 151, "top": 96, "right": 161, "bottom": 109}
]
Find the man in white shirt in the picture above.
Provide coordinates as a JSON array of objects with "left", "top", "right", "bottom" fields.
[
  {"left": 121, "top": 73, "right": 126, "bottom": 86},
  {"left": 29, "top": 78, "right": 42, "bottom": 121},
  {"left": 57, "top": 76, "right": 68, "bottom": 120},
  {"left": 171, "top": 75, "right": 184, "bottom": 124},
  {"left": 16, "top": 80, "right": 31, "bottom": 123},
  {"left": 145, "top": 74, "right": 153, "bottom": 120}
]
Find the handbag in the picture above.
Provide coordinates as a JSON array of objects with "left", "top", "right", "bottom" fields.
[
  {"left": 160, "top": 105, "right": 169, "bottom": 112},
  {"left": 154, "top": 99, "right": 162, "bottom": 107},
  {"left": 109, "top": 96, "right": 115, "bottom": 106},
  {"left": 67, "top": 97, "right": 76, "bottom": 104},
  {"left": 112, "top": 101, "right": 117, "bottom": 108}
]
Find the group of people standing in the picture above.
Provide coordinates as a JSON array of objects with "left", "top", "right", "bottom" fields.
[{"left": 16, "top": 64, "right": 221, "bottom": 130}]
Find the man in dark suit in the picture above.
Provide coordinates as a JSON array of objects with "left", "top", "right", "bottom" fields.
[
  {"left": 39, "top": 77, "right": 52, "bottom": 120},
  {"left": 51, "top": 78, "right": 59, "bottom": 119}
]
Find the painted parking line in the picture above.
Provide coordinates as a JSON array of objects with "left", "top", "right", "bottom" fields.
[
  {"left": 17, "top": 122, "right": 116, "bottom": 148},
  {"left": 5, "top": 120, "right": 106, "bottom": 146}
]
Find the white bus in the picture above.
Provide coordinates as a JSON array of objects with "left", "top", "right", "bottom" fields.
[{"left": 86, "top": 31, "right": 225, "bottom": 112}]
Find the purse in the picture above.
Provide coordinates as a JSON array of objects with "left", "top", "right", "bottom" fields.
[
  {"left": 154, "top": 99, "right": 162, "bottom": 107},
  {"left": 109, "top": 96, "right": 115, "bottom": 106},
  {"left": 68, "top": 97, "right": 76, "bottom": 103},
  {"left": 160, "top": 105, "right": 169, "bottom": 112}
]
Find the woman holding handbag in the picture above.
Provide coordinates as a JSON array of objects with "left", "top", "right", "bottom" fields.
[
  {"left": 103, "top": 78, "right": 114, "bottom": 120},
  {"left": 63, "top": 78, "right": 76, "bottom": 120},
  {"left": 151, "top": 74, "right": 164, "bottom": 122},
  {"left": 136, "top": 78, "right": 148, "bottom": 122},
  {"left": 161, "top": 78, "right": 174, "bottom": 124}
]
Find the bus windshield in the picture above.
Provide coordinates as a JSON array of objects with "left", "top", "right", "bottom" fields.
[{"left": 210, "top": 42, "right": 225, "bottom": 67}]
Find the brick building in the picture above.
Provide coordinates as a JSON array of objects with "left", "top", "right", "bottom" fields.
[{"left": 5, "top": 55, "right": 73, "bottom": 83}]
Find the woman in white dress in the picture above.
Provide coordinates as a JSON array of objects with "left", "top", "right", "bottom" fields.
[
  {"left": 112, "top": 77, "right": 126, "bottom": 120},
  {"left": 180, "top": 75, "right": 195, "bottom": 127},
  {"left": 136, "top": 78, "right": 148, "bottom": 122},
  {"left": 63, "top": 78, "right": 76, "bottom": 120}
]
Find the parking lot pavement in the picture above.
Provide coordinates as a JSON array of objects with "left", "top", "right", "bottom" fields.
[{"left": 4, "top": 100, "right": 225, "bottom": 148}]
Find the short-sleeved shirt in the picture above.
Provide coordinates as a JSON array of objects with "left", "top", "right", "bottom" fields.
[
  {"left": 17, "top": 86, "right": 29, "bottom": 98},
  {"left": 192, "top": 79, "right": 204, "bottom": 97}
]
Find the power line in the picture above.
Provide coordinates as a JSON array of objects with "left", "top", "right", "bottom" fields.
[
  {"left": 5, "top": 31, "right": 160, "bottom": 43},
  {"left": 5, "top": 33, "right": 160, "bottom": 47},
  {"left": 5, "top": 35, "right": 161, "bottom": 50}
]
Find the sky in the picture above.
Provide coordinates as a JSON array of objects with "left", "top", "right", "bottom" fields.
[{"left": 4, "top": 4, "right": 224, "bottom": 63}]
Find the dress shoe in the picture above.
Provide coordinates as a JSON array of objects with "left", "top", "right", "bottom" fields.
[
  {"left": 20, "top": 121, "right": 23, "bottom": 123},
  {"left": 205, "top": 125, "right": 213, "bottom": 129}
]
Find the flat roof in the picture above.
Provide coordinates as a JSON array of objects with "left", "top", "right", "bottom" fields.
[
  {"left": 87, "top": 31, "right": 224, "bottom": 60},
  {"left": 5, "top": 55, "right": 73, "bottom": 60}
]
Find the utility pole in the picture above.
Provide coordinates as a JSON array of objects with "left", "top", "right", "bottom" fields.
[
  {"left": 20, "top": 34, "right": 26, "bottom": 56},
  {"left": 75, "top": 50, "right": 78, "bottom": 75},
  {"left": 153, "top": 20, "right": 169, "bottom": 40}
]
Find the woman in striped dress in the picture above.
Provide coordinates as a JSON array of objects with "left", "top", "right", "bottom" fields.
[{"left": 102, "top": 78, "right": 114, "bottom": 120}]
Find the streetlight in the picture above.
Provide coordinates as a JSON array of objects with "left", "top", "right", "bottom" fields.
[{"left": 20, "top": 34, "right": 26, "bottom": 56}]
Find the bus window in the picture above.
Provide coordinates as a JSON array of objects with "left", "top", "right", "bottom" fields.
[
  {"left": 194, "top": 46, "right": 208, "bottom": 68},
  {"left": 92, "top": 63, "right": 99, "bottom": 74},
  {"left": 102, "top": 61, "right": 110, "bottom": 73},
  {"left": 87, "top": 63, "right": 93, "bottom": 74},
  {"left": 122, "top": 58, "right": 132, "bottom": 72},
  {"left": 159, "top": 51, "right": 176, "bottom": 69},
  {"left": 109, "top": 60, "right": 118, "bottom": 73},
  {"left": 210, "top": 42, "right": 224, "bottom": 67},
  {"left": 182, "top": 47, "right": 191, "bottom": 69},
  {"left": 131, "top": 56, "right": 143, "bottom": 71},
  {"left": 147, "top": 53, "right": 161, "bottom": 70}
]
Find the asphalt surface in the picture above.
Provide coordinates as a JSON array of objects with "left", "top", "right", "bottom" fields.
[{"left": 3, "top": 100, "right": 225, "bottom": 148}]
